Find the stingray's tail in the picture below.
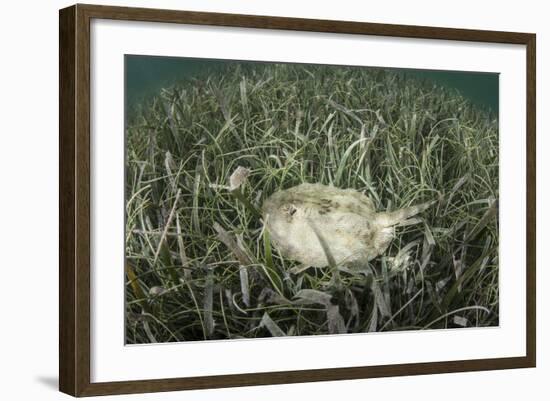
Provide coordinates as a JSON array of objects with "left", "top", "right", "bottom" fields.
[{"left": 377, "top": 200, "right": 435, "bottom": 227}]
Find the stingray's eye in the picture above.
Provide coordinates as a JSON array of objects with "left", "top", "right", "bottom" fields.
[{"left": 282, "top": 204, "right": 297, "bottom": 217}]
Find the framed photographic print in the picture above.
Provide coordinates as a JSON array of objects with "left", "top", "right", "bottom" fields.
[{"left": 59, "top": 4, "right": 536, "bottom": 397}]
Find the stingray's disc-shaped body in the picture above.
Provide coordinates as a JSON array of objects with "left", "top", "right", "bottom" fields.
[{"left": 262, "top": 183, "right": 431, "bottom": 268}]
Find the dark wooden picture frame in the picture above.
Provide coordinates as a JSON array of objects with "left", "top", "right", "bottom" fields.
[{"left": 59, "top": 3, "right": 536, "bottom": 397}]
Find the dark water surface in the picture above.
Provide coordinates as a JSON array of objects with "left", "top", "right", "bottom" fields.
[{"left": 126, "top": 55, "right": 498, "bottom": 115}]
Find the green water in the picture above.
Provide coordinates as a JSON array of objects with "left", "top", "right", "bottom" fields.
[
  {"left": 404, "top": 69, "right": 498, "bottom": 114},
  {"left": 125, "top": 55, "right": 498, "bottom": 115}
]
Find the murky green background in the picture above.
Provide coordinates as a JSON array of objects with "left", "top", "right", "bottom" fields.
[{"left": 125, "top": 55, "right": 499, "bottom": 116}]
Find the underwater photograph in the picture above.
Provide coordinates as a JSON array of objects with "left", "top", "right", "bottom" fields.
[{"left": 124, "top": 55, "right": 499, "bottom": 344}]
